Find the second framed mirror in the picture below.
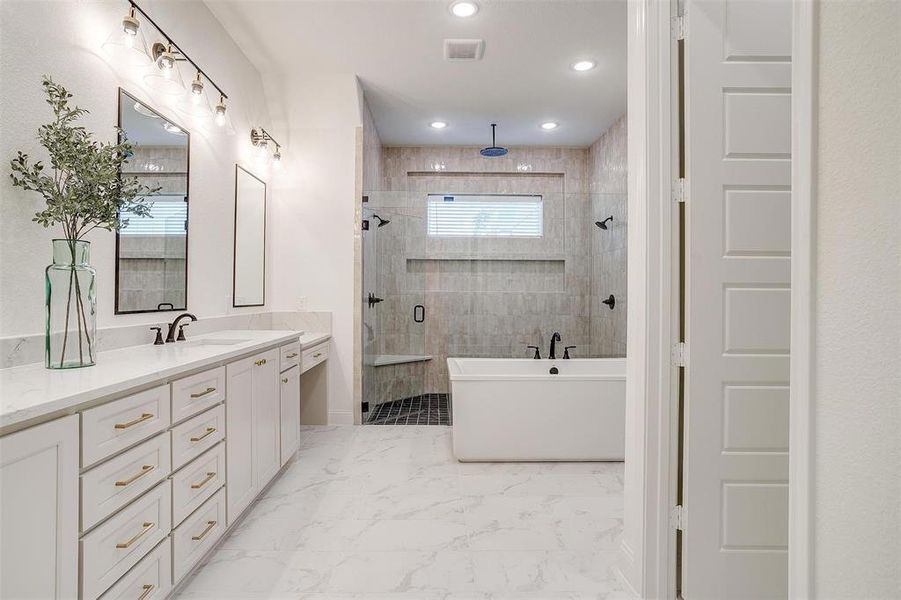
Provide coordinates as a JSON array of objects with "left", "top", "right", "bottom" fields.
[{"left": 233, "top": 165, "right": 266, "bottom": 307}]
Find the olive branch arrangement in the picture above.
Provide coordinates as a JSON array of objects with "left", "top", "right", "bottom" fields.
[{"left": 9, "top": 76, "right": 159, "bottom": 366}]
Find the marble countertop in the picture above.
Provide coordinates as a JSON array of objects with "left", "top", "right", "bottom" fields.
[
  {"left": 299, "top": 331, "right": 331, "bottom": 349},
  {"left": 0, "top": 330, "right": 302, "bottom": 432}
]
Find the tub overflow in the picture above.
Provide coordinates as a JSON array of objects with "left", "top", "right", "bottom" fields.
[{"left": 549, "top": 366, "right": 559, "bottom": 375}]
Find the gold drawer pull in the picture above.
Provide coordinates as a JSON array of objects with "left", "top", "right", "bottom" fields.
[
  {"left": 190, "top": 387, "right": 216, "bottom": 399},
  {"left": 190, "top": 471, "right": 217, "bottom": 489},
  {"left": 114, "top": 464, "right": 155, "bottom": 487},
  {"left": 138, "top": 584, "right": 155, "bottom": 600},
  {"left": 190, "top": 427, "right": 216, "bottom": 442},
  {"left": 114, "top": 413, "right": 153, "bottom": 430},
  {"left": 191, "top": 520, "right": 217, "bottom": 541},
  {"left": 286, "top": 352, "right": 298, "bottom": 358},
  {"left": 254, "top": 358, "right": 267, "bottom": 366},
  {"left": 313, "top": 352, "right": 322, "bottom": 358},
  {"left": 116, "top": 521, "right": 154, "bottom": 548}
]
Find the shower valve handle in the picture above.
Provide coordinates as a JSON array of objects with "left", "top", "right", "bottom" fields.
[{"left": 368, "top": 292, "right": 384, "bottom": 308}]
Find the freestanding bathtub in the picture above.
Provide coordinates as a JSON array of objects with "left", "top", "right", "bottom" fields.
[{"left": 447, "top": 357, "right": 625, "bottom": 461}]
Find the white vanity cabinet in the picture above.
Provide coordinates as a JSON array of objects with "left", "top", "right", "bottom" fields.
[
  {"left": 0, "top": 414, "right": 79, "bottom": 600},
  {"left": 0, "top": 331, "right": 302, "bottom": 599},
  {"left": 226, "top": 347, "right": 281, "bottom": 525},
  {"left": 280, "top": 364, "right": 301, "bottom": 466}
]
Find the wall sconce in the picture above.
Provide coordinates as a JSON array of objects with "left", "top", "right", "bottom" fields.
[
  {"left": 103, "top": 1, "right": 233, "bottom": 134},
  {"left": 251, "top": 128, "right": 283, "bottom": 165}
]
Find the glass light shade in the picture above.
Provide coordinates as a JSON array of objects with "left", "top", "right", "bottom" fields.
[
  {"left": 101, "top": 24, "right": 152, "bottom": 70},
  {"left": 143, "top": 56, "right": 186, "bottom": 96},
  {"left": 214, "top": 108, "right": 236, "bottom": 135},
  {"left": 175, "top": 86, "right": 212, "bottom": 120}
]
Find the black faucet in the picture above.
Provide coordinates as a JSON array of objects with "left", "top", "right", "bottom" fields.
[
  {"left": 165, "top": 312, "right": 197, "bottom": 343},
  {"left": 549, "top": 332, "right": 561, "bottom": 360}
]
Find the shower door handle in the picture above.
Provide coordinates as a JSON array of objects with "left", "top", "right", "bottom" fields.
[
  {"left": 413, "top": 305, "right": 425, "bottom": 323},
  {"left": 368, "top": 292, "right": 384, "bottom": 308}
]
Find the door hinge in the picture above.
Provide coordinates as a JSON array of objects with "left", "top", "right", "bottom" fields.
[
  {"left": 672, "top": 342, "right": 687, "bottom": 367},
  {"left": 362, "top": 219, "right": 370, "bottom": 231},
  {"left": 671, "top": 14, "right": 686, "bottom": 41},
  {"left": 671, "top": 505, "right": 685, "bottom": 531},
  {"left": 672, "top": 178, "right": 687, "bottom": 203}
]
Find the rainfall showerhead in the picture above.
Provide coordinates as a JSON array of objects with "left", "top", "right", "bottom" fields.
[
  {"left": 595, "top": 216, "right": 613, "bottom": 230},
  {"left": 480, "top": 123, "right": 508, "bottom": 157},
  {"left": 373, "top": 214, "right": 391, "bottom": 227}
]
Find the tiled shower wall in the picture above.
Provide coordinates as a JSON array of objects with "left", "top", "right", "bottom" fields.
[
  {"left": 588, "top": 114, "right": 628, "bottom": 357},
  {"left": 363, "top": 115, "right": 627, "bottom": 401}
]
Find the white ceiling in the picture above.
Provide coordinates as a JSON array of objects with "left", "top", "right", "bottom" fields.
[{"left": 206, "top": 0, "right": 626, "bottom": 147}]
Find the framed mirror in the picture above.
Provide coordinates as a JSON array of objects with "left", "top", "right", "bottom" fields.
[
  {"left": 115, "top": 90, "right": 189, "bottom": 314},
  {"left": 233, "top": 166, "right": 266, "bottom": 307}
]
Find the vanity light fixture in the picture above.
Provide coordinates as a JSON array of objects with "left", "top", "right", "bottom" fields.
[
  {"left": 251, "top": 127, "right": 283, "bottom": 164},
  {"left": 450, "top": 1, "right": 479, "bottom": 17},
  {"left": 106, "top": 1, "right": 232, "bottom": 132},
  {"left": 571, "top": 60, "right": 597, "bottom": 72}
]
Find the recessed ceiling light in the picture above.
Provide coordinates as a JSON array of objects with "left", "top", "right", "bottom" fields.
[
  {"left": 540, "top": 122, "right": 559, "bottom": 131},
  {"left": 450, "top": 1, "right": 478, "bottom": 18},
  {"left": 571, "top": 60, "right": 597, "bottom": 72},
  {"left": 430, "top": 121, "right": 448, "bottom": 129}
]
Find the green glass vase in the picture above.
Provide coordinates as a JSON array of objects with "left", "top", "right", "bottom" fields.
[{"left": 45, "top": 239, "right": 96, "bottom": 369}]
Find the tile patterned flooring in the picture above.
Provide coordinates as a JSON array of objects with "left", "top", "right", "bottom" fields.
[
  {"left": 175, "top": 425, "right": 627, "bottom": 600},
  {"left": 366, "top": 394, "right": 451, "bottom": 426}
]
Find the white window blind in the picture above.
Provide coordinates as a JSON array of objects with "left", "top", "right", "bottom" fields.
[
  {"left": 426, "top": 194, "right": 543, "bottom": 237},
  {"left": 119, "top": 196, "right": 187, "bottom": 236}
]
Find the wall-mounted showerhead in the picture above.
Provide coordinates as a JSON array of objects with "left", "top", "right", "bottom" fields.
[
  {"left": 480, "top": 123, "right": 508, "bottom": 157},
  {"left": 595, "top": 216, "right": 613, "bottom": 230},
  {"left": 373, "top": 215, "right": 391, "bottom": 227}
]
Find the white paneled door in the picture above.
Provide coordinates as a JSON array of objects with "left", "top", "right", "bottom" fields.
[{"left": 682, "top": 0, "right": 791, "bottom": 598}]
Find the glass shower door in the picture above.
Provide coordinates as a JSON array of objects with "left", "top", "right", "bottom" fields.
[{"left": 362, "top": 199, "right": 430, "bottom": 423}]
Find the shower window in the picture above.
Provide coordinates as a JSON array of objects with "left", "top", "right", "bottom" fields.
[{"left": 426, "top": 194, "right": 543, "bottom": 237}]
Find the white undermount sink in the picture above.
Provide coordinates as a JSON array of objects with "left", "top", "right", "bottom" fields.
[{"left": 183, "top": 338, "right": 250, "bottom": 347}]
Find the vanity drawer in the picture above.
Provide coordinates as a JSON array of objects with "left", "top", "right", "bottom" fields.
[
  {"left": 98, "top": 539, "right": 171, "bottom": 600},
  {"left": 280, "top": 341, "right": 301, "bottom": 372},
  {"left": 171, "top": 366, "right": 226, "bottom": 424},
  {"left": 170, "top": 404, "right": 225, "bottom": 470},
  {"left": 81, "top": 480, "right": 171, "bottom": 600},
  {"left": 171, "top": 441, "right": 226, "bottom": 526},
  {"left": 301, "top": 341, "right": 329, "bottom": 374},
  {"left": 81, "top": 433, "right": 171, "bottom": 532},
  {"left": 172, "top": 487, "right": 227, "bottom": 584},
  {"left": 82, "top": 385, "right": 171, "bottom": 467}
]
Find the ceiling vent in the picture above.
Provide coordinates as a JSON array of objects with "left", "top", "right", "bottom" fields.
[{"left": 444, "top": 39, "right": 485, "bottom": 61}]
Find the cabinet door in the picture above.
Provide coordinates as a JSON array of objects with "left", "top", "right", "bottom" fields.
[
  {"left": 0, "top": 415, "right": 79, "bottom": 599},
  {"left": 225, "top": 356, "right": 256, "bottom": 525},
  {"left": 279, "top": 365, "right": 301, "bottom": 466},
  {"left": 253, "top": 348, "right": 281, "bottom": 489}
]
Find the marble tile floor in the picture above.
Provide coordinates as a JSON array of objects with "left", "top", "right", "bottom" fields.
[{"left": 175, "top": 425, "right": 628, "bottom": 600}]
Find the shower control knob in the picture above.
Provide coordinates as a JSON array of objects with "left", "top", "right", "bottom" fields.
[{"left": 368, "top": 292, "right": 384, "bottom": 308}]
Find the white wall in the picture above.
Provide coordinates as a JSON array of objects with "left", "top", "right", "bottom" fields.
[
  {"left": 813, "top": 2, "right": 900, "bottom": 597},
  {"left": 269, "top": 74, "right": 362, "bottom": 424},
  {"left": 0, "top": 0, "right": 275, "bottom": 337}
]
